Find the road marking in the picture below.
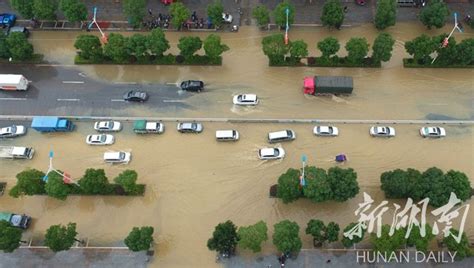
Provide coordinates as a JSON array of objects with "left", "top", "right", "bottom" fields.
[
  {"left": 166, "top": 82, "right": 178, "bottom": 86},
  {"left": 0, "top": 97, "right": 27, "bottom": 101},
  {"left": 113, "top": 82, "right": 137, "bottom": 85},
  {"left": 57, "top": 98, "right": 80, "bottom": 102},
  {"left": 62, "top": 81, "right": 84, "bottom": 84},
  {"left": 111, "top": 99, "right": 125, "bottom": 102},
  {"left": 163, "top": 99, "right": 185, "bottom": 103}
]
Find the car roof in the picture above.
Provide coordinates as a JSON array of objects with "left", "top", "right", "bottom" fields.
[
  {"left": 268, "top": 130, "right": 291, "bottom": 139},
  {"left": 104, "top": 152, "right": 122, "bottom": 158},
  {"left": 242, "top": 94, "right": 257, "bottom": 101},
  {"left": 260, "top": 148, "right": 276, "bottom": 155}
]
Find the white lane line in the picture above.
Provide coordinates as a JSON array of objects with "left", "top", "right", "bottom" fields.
[
  {"left": 57, "top": 98, "right": 80, "bottom": 101},
  {"left": 163, "top": 99, "right": 185, "bottom": 103},
  {"left": 114, "top": 82, "right": 137, "bottom": 85},
  {"left": 111, "top": 99, "right": 125, "bottom": 102},
  {"left": 62, "top": 81, "right": 84, "bottom": 84},
  {"left": 166, "top": 82, "right": 178, "bottom": 86},
  {"left": 0, "top": 97, "right": 27, "bottom": 101}
]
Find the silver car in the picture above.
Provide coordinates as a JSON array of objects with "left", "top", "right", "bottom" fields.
[
  {"left": 0, "top": 125, "right": 26, "bottom": 138},
  {"left": 177, "top": 122, "right": 203, "bottom": 133}
]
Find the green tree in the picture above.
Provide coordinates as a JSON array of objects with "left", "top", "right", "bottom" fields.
[
  {"left": 273, "top": 220, "right": 302, "bottom": 254},
  {"left": 374, "top": 0, "right": 397, "bottom": 30},
  {"left": 237, "top": 221, "right": 268, "bottom": 253},
  {"left": 44, "top": 223, "right": 78, "bottom": 252},
  {"left": 59, "top": 0, "right": 87, "bottom": 22},
  {"left": 114, "top": 170, "right": 139, "bottom": 194},
  {"left": 321, "top": 0, "right": 344, "bottom": 29},
  {"left": 33, "top": 0, "right": 58, "bottom": 20},
  {"left": 419, "top": 0, "right": 449, "bottom": 29},
  {"left": 303, "top": 167, "right": 332, "bottom": 202},
  {"left": 0, "top": 221, "right": 22, "bottom": 253},
  {"left": 9, "top": 169, "right": 46, "bottom": 198},
  {"left": 126, "top": 34, "right": 149, "bottom": 61},
  {"left": 261, "top": 33, "right": 289, "bottom": 65},
  {"left": 441, "top": 170, "right": 471, "bottom": 204},
  {"left": 146, "top": 28, "right": 170, "bottom": 57},
  {"left": 276, "top": 168, "right": 301, "bottom": 203},
  {"left": 125, "top": 226, "right": 154, "bottom": 252},
  {"left": 207, "top": 220, "right": 239, "bottom": 255},
  {"left": 252, "top": 5, "right": 270, "bottom": 28},
  {"left": 305, "top": 219, "right": 326, "bottom": 246},
  {"left": 123, "top": 0, "right": 145, "bottom": 28},
  {"left": 273, "top": 1, "right": 294, "bottom": 29},
  {"left": 317, "top": 37, "right": 340, "bottom": 59},
  {"left": 6, "top": 32, "right": 34, "bottom": 61},
  {"left": 178, "top": 36, "right": 202, "bottom": 59},
  {"left": 203, "top": 34, "right": 229, "bottom": 60},
  {"left": 10, "top": 0, "right": 34, "bottom": 18},
  {"left": 341, "top": 222, "right": 365, "bottom": 248},
  {"left": 455, "top": 38, "right": 474, "bottom": 65},
  {"left": 371, "top": 225, "right": 406, "bottom": 255},
  {"left": 345, "top": 37, "right": 369, "bottom": 64},
  {"left": 327, "top": 167, "right": 359, "bottom": 202},
  {"left": 326, "top": 222, "right": 340, "bottom": 243},
  {"left": 45, "top": 171, "right": 70, "bottom": 200},
  {"left": 207, "top": 1, "right": 224, "bottom": 28},
  {"left": 169, "top": 2, "right": 190, "bottom": 30},
  {"left": 405, "top": 34, "right": 436, "bottom": 64},
  {"left": 0, "top": 37, "right": 11, "bottom": 59},
  {"left": 288, "top": 40, "right": 308, "bottom": 63},
  {"left": 74, "top": 35, "right": 103, "bottom": 61},
  {"left": 78, "top": 168, "right": 109, "bottom": 195},
  {"left": 443, "top": 229, "right": 472, "bottom": 259},
  {"left": 381, "top": 169, "right": 410, "bottom": 198},
  {"left": 103, "top": 33, "right": 129, "bottom": 63},
  {"left": 372, "top": 32, "right": 395, "bottom": 63},
  {"left": 406, "top": 224, "right": 434, "bottom": 252},
  {"left": 432, "top": 34, "right": 458, "bottom": 65}
]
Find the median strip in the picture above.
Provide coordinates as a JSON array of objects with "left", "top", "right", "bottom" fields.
[
  {"left": 62, "top": 81, "right": 85, "bottom": 84},
  {"left": 57, "top": 98, "right": 80, "bottom": 102}
]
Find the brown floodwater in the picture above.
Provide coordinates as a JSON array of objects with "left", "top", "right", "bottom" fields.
[
  {"left": 28, "top": 22, "right": 473, "bottom": 120},
  {"left": 0, "top": 122, "right": 472, "bottom": 267}
]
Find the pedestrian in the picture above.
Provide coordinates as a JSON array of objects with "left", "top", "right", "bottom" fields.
[
  {"left": 148, "top": 8, "right": 152, "bottom": 16},
  {"left": 343, "top": 6, "right": 348, "bottom": 13}
]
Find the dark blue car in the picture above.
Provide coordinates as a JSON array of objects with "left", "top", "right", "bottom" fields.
[{"left": 0, "top": 13, "right": 16, "bottom": 28}]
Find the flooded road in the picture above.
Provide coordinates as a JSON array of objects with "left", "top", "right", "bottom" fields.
[
  {"left": 0, "top": 122, "right": 472, "bottom": 267},
  {"left": 25, "top": 23, "right": 474, "bottom": 120}
]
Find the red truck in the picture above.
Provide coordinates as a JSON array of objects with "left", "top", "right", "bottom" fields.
[{"left": 303, "top": 76, "right": 353, "bottom": 95}]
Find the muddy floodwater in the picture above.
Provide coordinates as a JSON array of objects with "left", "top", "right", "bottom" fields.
[
  {"left": 0, "top": 122, "right": 472, "bottom": 267},
  {"left": 28, "top": 23, "right": 474, "bottom": 120}
]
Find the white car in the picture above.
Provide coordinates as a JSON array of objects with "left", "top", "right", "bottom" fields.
[
  {"left": 258, "top": 147, "right": 285, "bottom": 160},
  {"left": 0, "top": 125, "right": 26, "bottom": 138},
  {"left": 313, "top": 126, "right": 338, "bottom": 136},
  {"left": 233, "top": 94, "right": 259, "bottom": 106},
  {"left": 94, "top": 121, "right": 122, "bottom": 132},
  {"left": 370, "top": 126, "right": 396, "bottom": 137},
  {"left": 104, "top": 151, "right": 131, "bottom": 164},
  {"left": 222, "top": 13, "right": 233, "bottom": 23},
  {"left": 420, "top": 126, "right": 446, "bottom": 138},
  {"left": 177, "top": 122, "right": 203, "bottom": 133},
  {"left": 86, "top": 134, "right": 115, "bottom": 145}
]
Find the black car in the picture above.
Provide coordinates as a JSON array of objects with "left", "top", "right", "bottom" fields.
[
  {"left": 123, "top": 90, "right": 148, "bottom": 102},
  {"left": 180, "top": 80, "right": 204, "bottom": 92}
]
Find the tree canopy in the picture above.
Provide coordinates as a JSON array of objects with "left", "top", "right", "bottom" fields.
[
  {"left": 406, "top": 224, "right": 434, "bottom": 252},
  {"left": 6, "top": 32, "right": 34, "bottom": 61},
  {"left": 303, "top": 167, "right": 332, "bottom": 202},
  {"left": 123, "top": 0, "right": 145, "bottom": 28},
  {"left": 207, "top": 1, "right": 224, "bottom": 28},
  {"left": 443, "top": 229, "right": 472, "bottom": 259},
  {"left": 207, "top": 220, "right": 239, "bottom": 255},
  {"left": 372, "top": 32, "right": 395, "bottom": 63},
  {"left": 252, "top": 5, "right": 270, "bottom": 27},
  {"left": 261, "top": 33, "right": 289, "bottom": 65},
  {"left": 126, "top": 34, "right": 149, "bottom": 61},
  {"left": 10, "top": 0, "right": 34, "bottom": 18},
  {"left": 146, "top": 28, "right": 170, "bottom": 57},
  {"left": 103, "top": 33, "right": 129, "bottom": 63},
  {"left": 237, "top": 221, "right": 268, "bottom": 253},
  {"left": 45, "top": 171, "right": 71, "bottom": 200},
  {"left": 33, "top": 0, "right": 58, "bottom": 20},
  {"left": 317, "top": 37, "right": 340, "bottom": 59},
  {"left": 276, "top": 168, "right": 301, "bottom": 203},
  {"left": 371, "top": 225, "right": 406, "bottom": 255},
  {"left": 288, "top": 40, "right": 308, "bottom": 62},
  {"left": 419, "top": 0, "right": 449, "bottom": 29},
  {"left": 169, "top": 2, "right": 190, "bottom": 29},
  {"left": 404, "top": 34, "right": 437, "bottom": 64},
  {"left": 273, "top": 1, "right": 295, "bottom": 28},
  {"left": 203, "top": 34, "right": 229, "bottom": 60},
  {"left": 341, "top": 222, "right": 366, "bottom": 248},
  {"left": 178, "top": 36, "right": 203, "bottom": 59},
  {"left": 321, "top": 0, "right": 344, "bottom": 29},
  {"left": 0, "top": 221, "right": 22, "bottom": 253},
  {"left": 45, "top": 223, "right": 78, "bottom": 252},
  {"left": 273, "top": 220, "right": 302, "bottom": 254},
  {"left": 78, "top": 168, "right": 110, "bottom": 195},
  {"left": 374, "top": 0, "right": 397, "bottom": 30},
  {"left": 125, "top": 226, "right": 154, "bottom": 251},
  {"left": 114, "top": 170, "right": 139, "bottom": 194},
  {"left": 327, "top": 167, "right": 359, "bottom": 202},
  {"left": 9, "top": 168, "right": 46, "bottom": 198},
  {"left": 59, "top": 0, "right": 87, "bottom": 22},
  {"left": 74, "top": 35, "right": 103, "bottom": 61},
  {"left": 345, "top": 37, "right": 369, "bottom": 64}
]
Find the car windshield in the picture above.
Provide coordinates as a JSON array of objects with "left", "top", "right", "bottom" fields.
[
  {"left": 273, "top": 149, "right": 279, "bottom": 156},
  {"left": 119, "top": 152, "right": 125, "bottom": 159},
  {"left": 191, "top": 123, "right": 197, "bottom": 129},
  {"left": 108, "top": 122, "right": 114, "bottom": 128},
  {"left": 100, "top": 135, "right": 107, "bottom": 142}
]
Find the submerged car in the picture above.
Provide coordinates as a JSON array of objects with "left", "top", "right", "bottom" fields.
[
  {"left": 420, "top": 126, "right": 446, "bottom": 138},
  {"left": 177, "top": 122, "right": 203, "bottom": 133},
  {"left": 0, "top": 125, "right": 26, "bottom": 138},
  {"left": 123, "top": 90, "right": 148, "bottom": 102},
  {"left": 86, "top": 134, "right": 115, "bottom": 145},
  {"left": 94, "top": 121, "right": 122, "bottom": 132},
  {"left": 233, "top": 94, "right": 259, "bottom": 106},
  {"left": 222, "top": 13, "right": 233, "bottom": 23},
  {"left": 313, "top": 126, "right": 339, "bottom": 137},
  {"left": 258, "top": 147, "right": 285, "bottom": 160},
  {"left": 370, "top": 126, "right": 396, "bottom": 137},
  {"left": 180, "top": 80, "right": 204, "bottom": 92}
]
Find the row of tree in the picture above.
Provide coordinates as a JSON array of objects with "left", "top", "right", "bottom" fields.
[
  {"left": 275, "top": 166, "right": 360, "bottom": 204},
  {"left": 74, "top": 30, "right": 229, "bottom": 65},
  {"left": 10, "top": 0, "right": 87, "bottom": 22},
  {"left": 0, "top": 220, "right": 154, "bottom": 253},
  {"left": 381, "top": 167, "right": 472, "bottom": 207},
  {"left": 9, "top": 168, "right": 144, "bottom": 200},
  {"left": 207, "top": 220, "right": 472, "bottom": 259},
  {"left": 262, "top": 33, "right": 395, "bottom": 66},
  {"left": 404, "top": 35, "right": 474, "bottom": 66},
  {"left": 0, "top": 33, "right": 35, "bottom": 61}
]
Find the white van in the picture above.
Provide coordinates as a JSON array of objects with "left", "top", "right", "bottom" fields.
[
  {"left": 103, "top": 151, "right": 131, "bottom": 164},
  {"left": 0, "top": 74, "right": 29, "bottom": 91},
  {"left": 216, "top": 130, "right": 239, "bottom": 141},
  {"left": 268, "top": 130, "right": 296, "bottom": 143}
]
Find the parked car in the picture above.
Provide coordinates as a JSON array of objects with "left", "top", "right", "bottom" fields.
[
  {"left": 180, "top": 80, "right": 204, "bottom": 92},
  {"left": 177, "top": 122, "right": 203, "bottom": 133},
  {"left": 123, "top": 90, "right": 148, "bottom": 102},
  {"left": 233, "top": 94, "right": 259, "bottom": 106},
  {"left": 370, "top": 126, "right": 396, "bottom": 137},
  {"left": 313, "top": 126, "right": 339, "bottom": 136},
  {"left": 0, "top": 14, "right": 16, "bottom": 28},
  {"left": 94, "top": 121, "right": 122, "bottom": 132},
  {"left": 420, "top": 126, "right": 446, "bottom": 138},
  {"left": 258, "top": 147, "right": 285, "bottom": 160},
  {"left": 268, "top": 130, "right": 296, "bottom": 143},
  {"left": 222, "top": 13, "right": 233, "bottom": 23},
  {"left": 0, "top": 125, "right": 26, "bottom": 138},
  {"left": 104, "top": 151, "right": 131, "bottom": 164},
  {"left": 133, "top": 120, "right": 164, "bottom": 134},
  {"left": 86, "top": 134, "right": 114, "bottom": 145},
  {"left": 7, "top": 26, "right": 29, "bottom": 37}
]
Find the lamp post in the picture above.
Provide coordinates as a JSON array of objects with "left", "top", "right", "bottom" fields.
[
  {"left": 43, "top": 150, "right": 79, "bottom": 186},
  {"left": 285, "top": 7, "right": 289, "bottom": 45},
  {"left": 300, "top": 155, "right": 307, "bottom": 187}
]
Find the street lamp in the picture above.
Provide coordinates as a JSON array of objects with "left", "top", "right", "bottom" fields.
[
  {"left": 43, "top": 150, "right": 78, "bottom": 186},
  {"left": 300, "top": 155, "right": 307, "bottom": 187},
  {"left": 284, "top": 8, "right": 290, "bottom": 45}
]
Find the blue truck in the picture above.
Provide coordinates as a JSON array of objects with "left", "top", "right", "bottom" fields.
[
  {"left": 31, "top": 116, "right": 75, "bottom": 132},
  {"left": 0, "top": 13, "right": 16, "bottom": 28}
]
